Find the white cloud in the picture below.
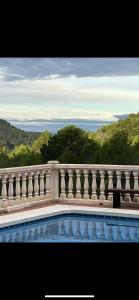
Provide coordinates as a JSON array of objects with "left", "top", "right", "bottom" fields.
[
  {"left": 0, "top": 105, "right": 116, "bottom": 121},
  {"left": 0, "top": 74, "right": 139, "bottom": 120}
]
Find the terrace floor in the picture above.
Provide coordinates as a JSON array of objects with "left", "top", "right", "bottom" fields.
[{"left": 1, "top": 204, "right": 139, "bottom": 229}]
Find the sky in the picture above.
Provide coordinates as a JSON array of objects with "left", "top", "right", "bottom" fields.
[{"left": 0, "top": 57, "right": 139, "bottom": 121}]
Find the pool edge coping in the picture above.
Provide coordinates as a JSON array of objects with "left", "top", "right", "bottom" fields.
[{"left": 1, "top": 204, "right": 139, "bottom": 229}]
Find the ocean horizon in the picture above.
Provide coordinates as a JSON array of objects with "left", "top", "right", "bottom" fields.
[{"left": 10, "top": 120, "right": 116, "bottom": 133}]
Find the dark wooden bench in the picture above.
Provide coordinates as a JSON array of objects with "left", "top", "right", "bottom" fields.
[{"left": 107, "top": 189, "right": 139, "bottom": 208}]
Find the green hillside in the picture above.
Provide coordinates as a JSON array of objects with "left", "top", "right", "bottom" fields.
[
  {"left": 0, "top": 119, "right": 40, "bottom": 149},
  {"left": 96, "top": 112, "right": 139, "bottom": 142}
]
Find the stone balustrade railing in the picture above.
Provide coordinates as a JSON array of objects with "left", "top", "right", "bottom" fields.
[{"left": 0, "top": 161, "right": 139, "bottom": 211}]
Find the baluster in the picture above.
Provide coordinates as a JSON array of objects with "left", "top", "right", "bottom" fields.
[
  {"left": 40, "top": 171, "right": 45, "bottom": 196},
  {"left": 116, "top": 170, "right": 122, "bottom": 202},
  {"left": 68, "top": 169, "right": 73, "bottom": 198},
  {"left": 16, "top": 174, "right": 21, "bottom": 199},
  {"left": 124, "top": 171, "right": 131, "bottom": 202},
  {"left": 107, "top": 170, "right": 113, "bottom": 201},
  {"left": 8, "top": 174, "right": 14, "bottom": 200},
  {"left": 21, "top": 173, "right": 27, "bottom": 198},
  {"left": 83, "top": 170, "right": 89, "bottom": 199},
  {"left": 116, "top": 171, "right": 122, "bottom": 189},
  {"left": 133, "top": 171, "right": 139, "bottom": 202},
  {"left": 1, "top": 175, "right": 8, "bottom": 207},
  {"left": 46, "top": 169, "right": 51, "bottom": 197},
  {"left": 91, "top": 170, "right": 97, "bottom": 200},
  {"left": 34, "top": 171, "right": 39, "bottom": 196},
  {"left": 99, "top": 170, "right": 106, "bottom": 200},
  {"left": 60, "top": 169, "right": 66, "bottom": 198},
  {"left": 75, "top": 169, "right": 82, "bottom": 199},
  {"left": 28, "top": 172, "right": 33, "bottom": 198}
]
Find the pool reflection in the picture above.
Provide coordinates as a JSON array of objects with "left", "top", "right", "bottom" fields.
[{"left": 0, "top": 217, "right": 139, "bottom": 242}]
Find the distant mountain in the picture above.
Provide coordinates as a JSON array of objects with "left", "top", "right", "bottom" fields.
[
  {"left": 7, "top": 118, "right": 113, "bottom": 124},
  {"left": 113, "top": 114, "right": 129, "bottom": 120},
  {"left": 0, "top": 119, "right": 40, "bottom": 149}
]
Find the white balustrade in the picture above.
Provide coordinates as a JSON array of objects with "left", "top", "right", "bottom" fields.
[{"left": 0, "top": 162, "right": 139, "bottom": 210}]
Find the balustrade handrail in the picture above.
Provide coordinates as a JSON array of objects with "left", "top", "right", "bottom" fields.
[
  {"left": 56, "top": 163, "right": 139, "bottom": 171},
  {"left": 0, "top": 163, "right": 53, "bottom": 175},
  {"left": 0, "top": 162, "right": 139, "bottom": 175}
]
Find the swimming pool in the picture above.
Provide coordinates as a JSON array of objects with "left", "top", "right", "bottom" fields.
[{"left": 0, "top": 213, "right": 139, "bottom": 242}]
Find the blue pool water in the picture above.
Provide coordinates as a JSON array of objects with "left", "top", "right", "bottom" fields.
[{"left": 1, "top": 213, "right": 139, "bottom": 242}]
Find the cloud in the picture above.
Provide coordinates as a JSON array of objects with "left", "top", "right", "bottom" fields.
[
  {"left": 0, "top": 60, "right": 139, "bottom": 120},
  {"left": 0, "top": 75, "right": 139, "bottom": 105},
  {"left": 0, "top": 105, "right": 116, "bottom": 121},
  {"left": 0, "top": 58, "right": 139, "bottom": 82}
]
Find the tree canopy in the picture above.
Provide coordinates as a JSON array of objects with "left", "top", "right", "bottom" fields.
[{"left": 0, "top": 113, "right": 139, "bottom": 168}]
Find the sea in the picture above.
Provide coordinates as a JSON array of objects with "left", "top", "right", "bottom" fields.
[{"left": 10, "top": 120, "right": 116, "bottom": 133}]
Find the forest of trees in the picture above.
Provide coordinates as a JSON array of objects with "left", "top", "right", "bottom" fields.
[{"left": 0, "top": 113, "right": 139, "bottom": 168}]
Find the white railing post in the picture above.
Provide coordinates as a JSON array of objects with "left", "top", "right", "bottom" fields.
[
  {"left": 91, "top": 170, "right": 97, "bottom": 200},
  {"left": 21, "top": 172, "right": 27, "bottom": 199},
  {"left": 8, "top": 174, "right": 14, "bottom": 200},
  {"left": 107, "top": 170, "right": 113, "bottom": 201},
  {"left": 99, "top": 170, "right": 106, "bottom": 200},
  {"left": 133, "top": 171, "right": 139, "bottom": 202},
  {"left": 116, "top": 171, "right": 122, "bottom": 189},
  {"left": 83, "top": 169, "right": 89, "bottom": 199},
  {"left": 46, "top": 169, "right": 51, "bottom": 198},
  {"left": 75, "top": 169, "right": 82, "bottom": 199},
  {"left": 124, "top": 171, "right": 131, "bottom": 202},
  {"left": 28, "top": 172, "right": 34, "bottom": 200},
  {"left": 60, "top": 169, "right": 66, "bottom": 199},
  {"left": 68, "top": 169, "right": 74, "bottom": 198},
  {"left": 1, "top": 175, "right": 8, "bottom": 207},
  {"left": 34, "top": 171, "right": 39, "bottom": 196},
  {"left": 16, "top": 173, "right": 21, "bottom": 199},
  {"left": 47, "top": 161, "right": 60, "bottom": 200},
  {"left": 40, "top": 171, "right": 45, "bottom": 196}
]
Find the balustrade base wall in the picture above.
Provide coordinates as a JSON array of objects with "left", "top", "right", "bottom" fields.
[{"left": 0, "top": 197, "right": 56, "bottom": 213}]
